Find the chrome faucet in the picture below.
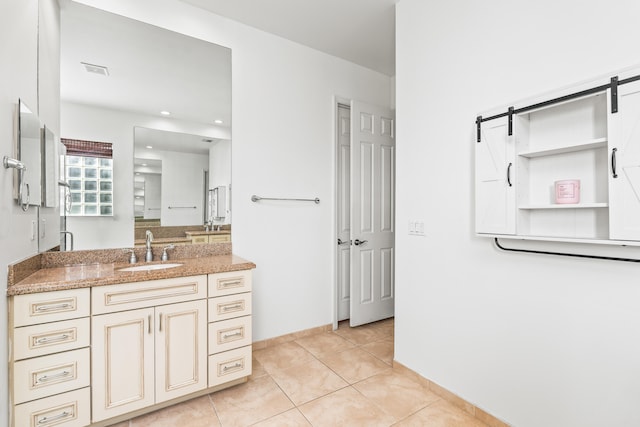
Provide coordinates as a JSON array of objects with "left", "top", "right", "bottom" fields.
[
  {"left": 161, "top": 244, "right": 175, "bottom": 261},
  {"left": 145, "top": 230, "right": 154, "bottom": 262},
  {"left": 123, "top": 248, "right": 137, "bottom": 264}
]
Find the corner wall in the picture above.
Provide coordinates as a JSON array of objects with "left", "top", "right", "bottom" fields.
[
  {"left": 395, "top": 1, "right": 640, "bottom": 426},
  {"left": 0, "top": 1, "right": 59, "bottom": 425}
]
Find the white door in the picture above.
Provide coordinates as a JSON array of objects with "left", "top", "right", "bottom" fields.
[
  {"left": 92, "top": 308, "right": 155, "bottom": 422},
  {"left": 349, "top": 100, "right": 395, "bottom": 327},
  {"left": 475, "top": 116, "right": 515, "bottom": 235},
  {"left": 155, "top": 300, "right": 207, "bottom": 403},
  {"left": 337, "top": 104, "right": 351, "bottom": 321},
  {"left": 608, "top": 80, "right": 640, "bottom": 240}
]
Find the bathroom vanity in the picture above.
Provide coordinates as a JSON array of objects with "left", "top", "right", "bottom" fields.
[{"left": 7, "top": 249, "right": 254, "bottom": 427}]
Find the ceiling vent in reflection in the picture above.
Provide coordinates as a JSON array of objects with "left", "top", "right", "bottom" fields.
[{"left": 81, "top": 62, "right": 109, "bottom": 76}]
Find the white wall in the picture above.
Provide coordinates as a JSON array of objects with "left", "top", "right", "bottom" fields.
[
  {"left": 396, "top": 1, "right": 640, "bottom": 426},
  {"left": 159, "top": 149, "right": 208, "bottom": 226},
  {"left": 70, "top": 0, "right": 391, "bottom": 341},
  {"left": 37, "top": 0, "right": 61, "bottom": 252},
  {"left": 0, "top": 1, "right": 59, "bottom": 424},
  {"left": 143, "top": 174, "right": 161, "bottom": 219}
]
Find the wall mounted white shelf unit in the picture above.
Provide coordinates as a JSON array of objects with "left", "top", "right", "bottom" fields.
[{"left": 475, "top": 70, "right": 640, "bottom": 253}]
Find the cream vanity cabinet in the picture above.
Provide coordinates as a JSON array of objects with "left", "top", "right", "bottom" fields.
[
  {"left": 207, "top": 270, "right": 253, "bottom": 387},
  {"left": 476, "top": 75, "right": 640, "bottom": 244},
  {"left": 9, "top": 288, "right": 92, "bottom": 427},
  {"left": 208, "top": 233, "right": 231, "bottom": 243},
  {"left": 191, "top": 235, "right": 209, "bottom": 244},
  {"left": 190, "top": 233, "right": 231, "bottom": 244},
  {"left": 91, "top": 275, "right": 208, "bottom": 423}
]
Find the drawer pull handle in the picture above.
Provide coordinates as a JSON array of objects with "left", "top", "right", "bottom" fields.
[
  {"left": 36, "top": 334, "right": 70, "bottom": 344},
  {"left": 148, "top": 315, "right": 152, "bottom": 335},
  {"left": 220, "top": 280, "right": 242, "bottom": 288},
  {"left": 36, "top": 302, "right": 72, "bottom": 312},
  {"left": 38, "top": 411, "right": 71, "bottom": 425},
  {"left": 223, "top": 362, "right": 242, "bottom": 371},
  {"left": 223, "top": 331, "right": 243, "bottom": 339},
  {"left": 222, "top": 304, "right": 242, "bottom": 311},
  {"left": 37, "top": 370, "right": 71, "bottom": 383}
]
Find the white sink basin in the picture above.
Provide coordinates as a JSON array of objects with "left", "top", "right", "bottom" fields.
[{"left": 118, "top": 263, "right": 183, "bottom": 272}]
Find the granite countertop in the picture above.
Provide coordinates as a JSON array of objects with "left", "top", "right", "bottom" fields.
[
  {"left": 184, "top": 230, "right": 231, "bottom": 236},
  {"left": 133, "top": 236, "right": 191, "bottom": 246},
  {"left": 8, "top": 254, "right": 256, "bottom": 296}
]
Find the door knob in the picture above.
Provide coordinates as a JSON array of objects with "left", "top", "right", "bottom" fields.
[
  {"left": 354, "top": 239, "right": 368, "bottom": 246},
  {"left": 337, "top": 238, "right": 351, "bottom": 246}
]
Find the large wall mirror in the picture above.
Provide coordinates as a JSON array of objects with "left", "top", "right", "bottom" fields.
[
  {"left": 17, "top": 99, "right": 42, "bottom": 208},
  {"left": 59, "top": 0, "right": 231, "bottom": 251}
]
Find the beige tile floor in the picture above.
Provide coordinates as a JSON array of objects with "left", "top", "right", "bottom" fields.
[{"left": 113, "top": 319, "right": 489, "bottom": 427}]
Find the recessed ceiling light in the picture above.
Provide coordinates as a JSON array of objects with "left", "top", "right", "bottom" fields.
[
  {"left": 160, "top": 111, "right": 171, "bottom": 116},
  {"left": 146, "top": 145, "right": 153, "bottom": 149},
  {"left": 214, "top": 119, "right": 223, "bottom": 124},
  {"left": 81, "top": 62, "right": 109, "bottom": 76}
]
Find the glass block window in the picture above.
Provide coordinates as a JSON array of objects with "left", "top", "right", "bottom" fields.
[{"left": 62, "top": 139, "right": 113, "bottom": 216}]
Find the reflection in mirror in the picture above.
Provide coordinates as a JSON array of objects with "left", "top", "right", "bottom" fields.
[
  {"left": 41, "top": 125, "right": 58, "bottom": 208},
  {"left": 59, "top": 1, "right": 231, "bottom": 251},
  {"left": 18, "top": 99, "right": 41, "bottom": 207},
  {"left": 134, "top": 157, "right": 161, "bottom": 219},
  {"left": 133, "top": 126, "right": 231, "bottom": 247}
]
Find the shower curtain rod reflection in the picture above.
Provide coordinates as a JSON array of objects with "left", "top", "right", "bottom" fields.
[{"left": 251, "top": 195, "right": 320, "bottom": 204}]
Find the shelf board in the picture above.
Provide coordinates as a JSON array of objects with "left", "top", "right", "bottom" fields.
[
  {"left": 518, "top": 202, "right": 608, "bottom": 210},
  {"left": 518, "top": 137, "right": 607, "bottom": 158}
]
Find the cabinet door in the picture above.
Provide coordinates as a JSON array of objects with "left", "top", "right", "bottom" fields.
[
  {"left": 192, "top": 235, "right": 208, "bottom": 244},
  {"left": 475, "top": 116, "right": 516, "bottom": 234},
  {"left": 609, "top": 80, "right": 640, "bottom": 240},
  {"left": 91, "top": 308, "right": 155, "bottom": 422},
  {"left": 155, "top": 299, "right": 207, "bottom": 403},
  {"left": 208, "top": 234, "right": 230, "bottom": 243}
]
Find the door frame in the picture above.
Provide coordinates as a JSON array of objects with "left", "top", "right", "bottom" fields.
[{"left": 333, "top": 96, "right": 352, "bottom": 331}]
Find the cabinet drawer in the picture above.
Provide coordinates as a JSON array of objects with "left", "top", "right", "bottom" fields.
[
  {"left": 208, "top": 292, "right": 251, "bottom": 322},
  {"left": 12, "top": 289, "right": 90, "bottom": 327},
  {"left": 13, "top": 348, "right": 90, "bottom": 404},
  {"left": 13, "top": 318, "right": 90, "bottom": 360},
  {"left": 92, "top": 275, "right": 207, "bottom": 314},
  {"left": 208, "top": 316, "right": 252, "bottom": 355},
  {"left": 13, "top": 387, "right": 90, "bottom": 427},
  {"left": 208, "top": 345, "right": 252, "bottom": 387},
  {"left": 208, "top": 270, "right": 252, "bottom": 297}
]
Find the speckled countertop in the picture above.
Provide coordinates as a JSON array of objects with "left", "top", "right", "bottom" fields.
[
  {"left": 7, "top": 243, "right": 255, "bottom": 296},
  {"left": 133, "top": 236, "right": 191, "bottom": 246},
  {"left": 184, "top": 230, "right": 231, "bottom": 236}
]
